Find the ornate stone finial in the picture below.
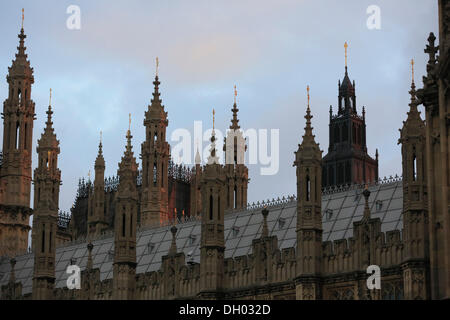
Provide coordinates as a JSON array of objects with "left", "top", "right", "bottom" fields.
[
  {"left": 362, "top": 184, "right": 371, "bottom": 221},
  {"left": 411, "top": 58, "right": 415, "bottom": 85},
  {"left": 307, "top": 85, "right": 310, "bottom": 111},
  {"left": 234, "top": 85, "right": 237, "bottom": 105},
  {"left": 88, "top": 170, "right": 91, "bottom": 181},
  {"left": 21, "top": 8, "right": 24, "bottom": 30},
  {"left": 344, "top": 42, "right": 348, "bottom": 68},
  {"left": 261, "top": 207, "right": 269, "bottom": 238},
  {"left": 9, "top": 258, "right": 16, "bottom": 284},
  {"left": 128, "top": 113, "right": 132, "bottom": 133},
  {"left": 169, "top": 225, "right": 178, "bottom": 255},
  {"left": 87, "top": 242, "right": 94, "bottom": 270},
  {"left": 213, "top": 108, "right": 216, "bottom": 130},
  {"left": 156, "top": 57, "right": 159, "bottom": 77},
  {"left": 425, "top": 32, "right": 438, "bottom": 67},
  {"left": 304, "top": 85, "right": 313, "bottom": 138},
  {"left": 100, "top": 130, "right": 102, "bottom": 144},
  {"left": 49, "top": 88, "right": 52, "bottom": 106}
]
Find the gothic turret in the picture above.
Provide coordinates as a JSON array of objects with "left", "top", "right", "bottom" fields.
[
  {"left": 199, "top": 110, "right": 226, "bottom": 299},
  {"left": 88, "top": 132, "right": 108, "bottom": 238},
  {"left": 141, "top": 58, "right": 170, "bottom": 227},
  {"left": 223, "top": 86, "right": 248, "bottom": 210},
  {"left": 0, "top": 11, "right": 35, "bottom": 257},
  {"left": 32, "top": 90, "right": 61, "bottom": 300},
  {"left": 322, "top": 42, "right": 378, "bottom": 188},
  {"left": 294, "top": 86, "right": 323, "bottom": 300},
  {"left": 113, "top": 117, "right": 138, "bottom": 300},
  {"left": 400, "top": 60, "right": 429, "bottom": 300}
]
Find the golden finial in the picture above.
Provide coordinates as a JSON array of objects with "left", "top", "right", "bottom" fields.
[
  {"left": 49, "top": 88, "right": 52, "bottom": 106},
  {"left": 344, "top": 42, "right": 348, "bottom": 67},
  {"left": 411, "top": 59, "right": 415, "bottom": 84},
  {"left": 234, "top": 85, "right": 237, "bottom": 104},
  {"left": 128, "top": 113, "right": 131, "bottom": 132},
  {"left": 21, "top": 8, "right": 24, "bottom": 29},
  {"left": 156, "top": 57, "right": 159, "bottom": 77},
  {"left": 100, "top": 130, "right": 103, "bottom": 144},
  {"left": 307, "top": 85, "right": 310, "bottom": 109},
  {"left": 213, "top": 109, "right": 216, "bottom": 130}
]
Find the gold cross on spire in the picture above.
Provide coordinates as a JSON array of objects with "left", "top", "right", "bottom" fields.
[
  {"left": 344, "top": 42, "right": 348, "bottom": 67},
  {"left": 156, "top": 57, "right": 159, "bottom": 77},
  {"left": 128, "top": 113, "right": 132, "bottom": 131},
  {"left": 411, "top": 58, "right": 415, "bottom": 84},
  {"left": 307, "top": 85, "right": 310, "bottom": 109},
  {"left": 22, "top": 8, "right": 24, "bottom": 29},
  {"left": 234, "top": 85, "right": 237, "bottom": 104},
  {"left": 213, "top": 109, "right": 216, "bottom": 130},
  {"left": 49, "top": 88, "right": 52, "bottom": 106}
]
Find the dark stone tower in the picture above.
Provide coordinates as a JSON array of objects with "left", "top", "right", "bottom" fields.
[
  {"left": 416, "top": 0, "right": 450, "bottom": 299},
  {"left": 0, "top": 17, "right": 35, "bottom": 257},
  {"left": 199, "top": 112, "right": 226, "bottom": 299},
  {"left": 87, "top": 133, "right": 107, "bottom": 238},
  {"left": 400, "top": 61, "right": 429, "bottom": 300},
  {"left": 294, "top": 87, "right": 323, "bottom": 300},
  {"left": 140, "top": 61, "right": 170, "bottom": 227},
  {"left": 223, "top": 86, "right": 248, "bottom": 210},
  {"left": 322, "top": 43, "right": 378, "bottom": 188},
  {"left": 113, "top": 120, "right": 138, "bottom": 300},
  {"left": 32, "top": 97, "right": 61, "bottom": 300}
]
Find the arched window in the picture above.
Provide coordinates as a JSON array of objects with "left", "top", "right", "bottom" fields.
[
  {"left": 209, "top": 193, "right": 213, "bottom": 220},
  {"left": 218, "top": 196, "right": 221, "bottom": 220},
  {"left": 153, "top": 162, "right": 157, "bottom": 185},
  {"left": 412, "top": 153, "right": 417, "bottom": 181},
  {"left": 15, "top": 122, "right": 20, "bottom": 149},
  {"left": 161, "top": 163, "right": 164, "bottom": 187},
  {"left": 24, "top": 123, "right": 28, "bottom": 150},
  {"left": 41, "top": 227, "right": 46, "bottom": 253},
  {"left": 18, "top": 89, "right": 22, "bottom": 104},
  {"left": 306, "top": 175, "right": 311, "bottom": 201},
  {"left": 122, "top": 212, "right": 126, "bottom": 237},
  {"left": 130, "top": 213, "right": 133, "bottom": 236}
]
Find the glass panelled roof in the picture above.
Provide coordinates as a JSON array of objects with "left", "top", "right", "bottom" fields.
[{"left": 0, "top": 181, "right": 403, "bottom": 295}]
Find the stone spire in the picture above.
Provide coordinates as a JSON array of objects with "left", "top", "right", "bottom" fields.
[
  {"left": 32, "top": 90, "right": 61, "bottom": 300},
  {"left": 113, "top": 118, "right": 138, "bottom": 300},
  {"left": 141, "top": 58, "right": 170, "bottom": 227},
  {"left": 294, "top": 85, "right": 323, "bottom": 300},
  {"left": 230, "top": 85, "right": 240, "bottom": 130},
  {"left": 95, "top": 131, "right": 105, "bottom": 167},
  {"left": 208, "top": 109, "right": 220, "bottom": 165},
  {"left": 195, "top": 147, "right": 202, "bottom": 165}
]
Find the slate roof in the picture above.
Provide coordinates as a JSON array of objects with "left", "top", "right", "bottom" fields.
[{"left": 0, "top": 180, "right": 403, "bottom": 295}]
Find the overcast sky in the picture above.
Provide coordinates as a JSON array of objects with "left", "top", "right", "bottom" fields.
[{"left": 0, "top": 1, "right": 439, "bottom": 214}]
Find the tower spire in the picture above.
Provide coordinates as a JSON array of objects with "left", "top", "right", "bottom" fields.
[
  {"left": 304, "top": 85, "right": 313, "bottom": 139},
  {"left": 208, "top": 109, "right": 219, "bottom": 165},
  {"left": 156, "top": 57, "right": 159, "bottom": 77},
  {"left": 344, "top": 41, "right": 348, "bottom": 72},
  {"left": 230, "top": 85, "right": 240, "bottom": 130}
]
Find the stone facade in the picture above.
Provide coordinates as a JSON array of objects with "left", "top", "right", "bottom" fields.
[{"left": 0, "top": 1, "right": 449, "bottom": 300}]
